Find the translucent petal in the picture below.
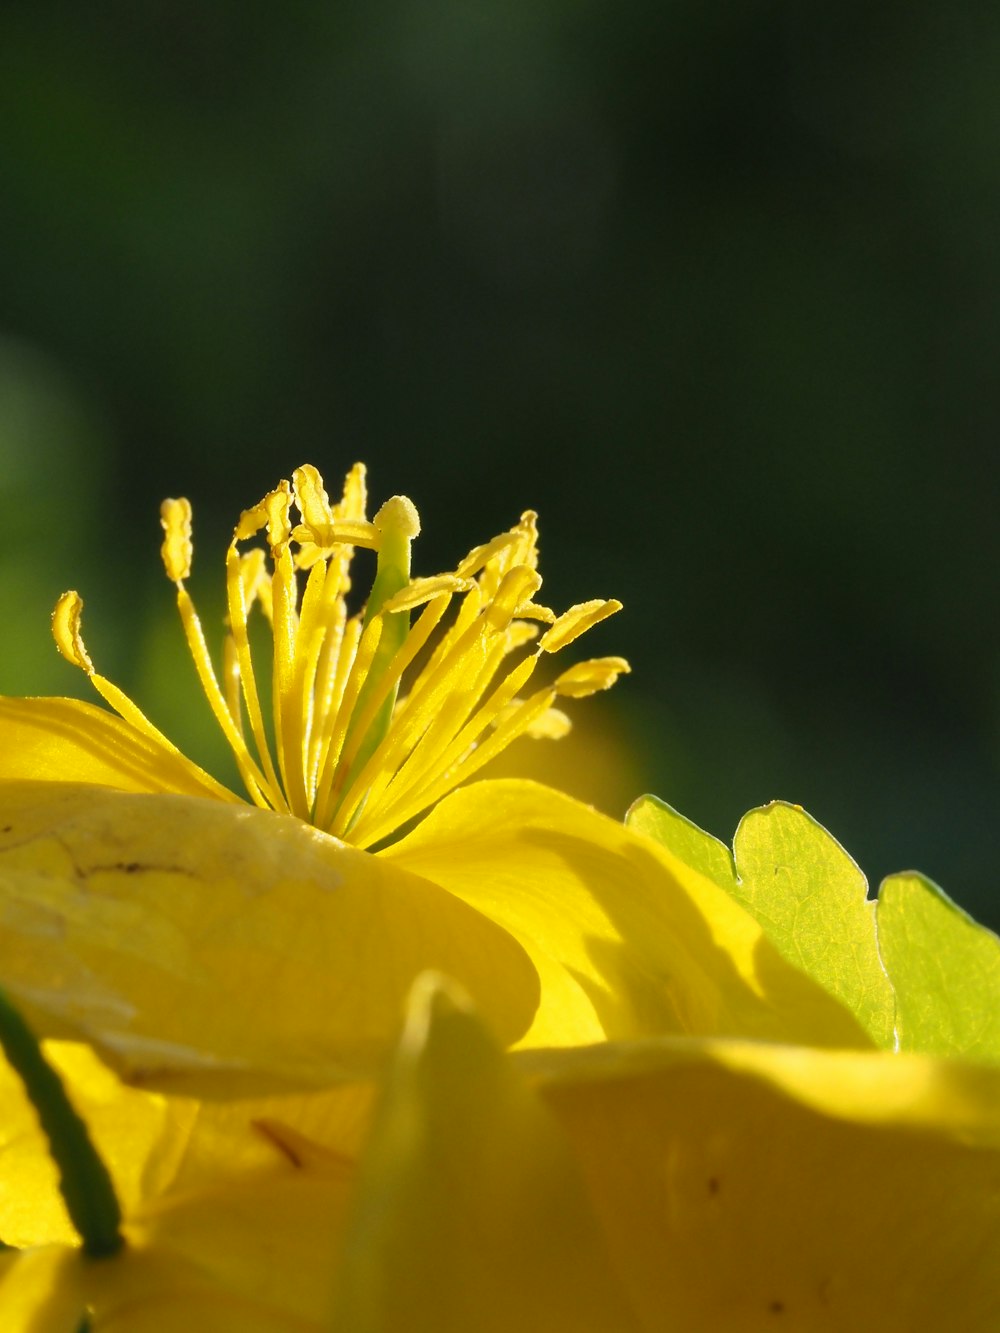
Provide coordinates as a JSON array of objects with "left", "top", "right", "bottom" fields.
[
  {"left": 19, "top": 1162, "right": 357, "bottom": 1331},
  {"left": 0, "top": 783, "right": 538, "bottom": 1093},
  {"left": 0, "top": 698, "right": 236, "bottom": 801},
  {"left": 383, "top": 780, "right": 871, "bottom": 1050},
  {"left": 332, "top": 975, "right": 637, "bottom": 1333},
  {"left": 0, "top": 1039, "right": 375, "bottom": 1248},
  {"left": 530, "top": 1038, "right": 1000, "bottom": 1331},
  {"left": 0, "top": 1041, "right": 198, "bottom": 1248},
  {"left": 104, "top": 1166, "right": 353, "bottom": 1328},
  {"left": 0, "top": 1245, "right": 84, "bottom": 1333}
]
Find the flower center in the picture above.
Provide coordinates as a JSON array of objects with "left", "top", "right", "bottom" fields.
[{"left": 53, "top": 464, "right": 629, "bottom": 848}]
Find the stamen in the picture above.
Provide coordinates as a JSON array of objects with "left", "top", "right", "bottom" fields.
[
  {"left": 52, "top": 591, "right": 93, "bottom": 672},
  {"left": 331, "top": 615, "right": 500, "bottom": 837},
  {"left": 51, "top": 591, "right": 237, "bottom": 803},
  {"left": 539, "top": 599, "right": 623, "bottom": 652},
  {"left": 224, "top": 541, "right": 289, "bottom": 810},
  {"left": 523, "top": 707, "right": 572, "bottom": 739},
  {"left": 51, "top": 464, "right": 629, "bottom": 848},
  {"left": 502, "top": 621, "right": 541, "bottom": 649},
  {"left": 293, "top": 517, "right": 380, "bottom": 555},
  {"left": 343, "top": 605, "right": 542, "bottom": 845},
  {"left": 351, "top": 671, "right": 556, "bottom": 849},
  {"left": 327, "top": 593, "right": 454, "bottom": 829},
  {"left": 310, "top": 613, "right": 361, "bottom": 803},
  {"left": 175, "top": 584, "right": 277, "bottom": 808},
  {"left": 493, "top": 700, "right": 572, "bottom": 739},
  {"left": 312, "top": 615, "right": 385, "bottom": 829},
  {"left": 485, "top": 566, "right": 543, "bottom": 631},
  {"left": 270, "top": 542, "right": 311, "bottom": 818},
  {"left": 292, "top": 462, "right": 334, "bottom": 532},
  {"left": 455, "top": 529, "right": 522, "bottom": 579},
  {"left": 286, "top": 558, "right": 338, "bottom": 806},
  {"left": 293, "top": 463, "right": 378, "bottom": 557},
  {"left": 555, "top": 656, "right": 631, "bottom": 697},
  {"left": 333, "top": 495, "right": 421, "bottom": 804},
  {"left": 160, "top": 498, "right": 193, "bottom": 581},
  {"left": 382, "top": 574, "right": 473, "bottom": 612}
]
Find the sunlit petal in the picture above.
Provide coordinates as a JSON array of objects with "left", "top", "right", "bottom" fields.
[
  {"left": 528, "top": 1038, "right": 1000, "bottom": 1331},
  {"left": 385, "top": 779, "right": 871, "bottom": 1049},
  {"left": 0, "top": 782, "right": 538, "bottom": 1092}
]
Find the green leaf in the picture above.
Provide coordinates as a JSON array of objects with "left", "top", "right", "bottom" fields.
[
  {"left": 877, "top": 872, "right": 1000, "bottom": 1061},
  {"left": 627, "top": 795, "right": 894, "bottom": 1047},
  {"left": 626, "top": 795, "right": 736, "bottom": 889}
]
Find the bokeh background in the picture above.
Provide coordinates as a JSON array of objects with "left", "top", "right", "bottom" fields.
[{"left": 1, "top": 2, "right": 997, "bottom": 924}]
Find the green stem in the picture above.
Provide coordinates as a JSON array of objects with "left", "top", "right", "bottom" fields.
[{"left": 0, "top": 988, "right": 123, "bottom": 1258}]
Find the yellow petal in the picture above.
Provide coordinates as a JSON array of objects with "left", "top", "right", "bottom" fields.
[
  {"left": 0, "top": 698, "right": 235, "bottom": 801},
  {"left": 96, "top": 1167, "right": 352, "bottom": 1328},
  {"left": 0, "top": 1041, "right": 200, "bottom": 1248},
  {"left": 164, "top": 1082, "right": 377, "bottom": 1193},
  {"left": 51, "top": 1158, "right": 354, "bottom": 1330},
  {"left": 0, "top": 782, "right": 538, "bottom": 1093},
  {"left": 0, "top": 1245, "right": 85, "bottom": 1333},
  {"left": 384, "top": 779, "right": 872, "bottom": 1049},
  {"left": 530, "top": 1039, "right": 1000, "bottom": 1331},
  {"left": 333, "top": 974, "right": 637, "bottom": 1333},
  {"left": 0, "top": 1043, "right": 373, "bottom": 1255},
  {"left": 96, "top": 1292, "right": 320, "bottom": 1333}
]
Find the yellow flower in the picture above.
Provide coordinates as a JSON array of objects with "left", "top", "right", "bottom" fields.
[
  {"left": 47, "top": 463, "right": 626, "bottom": 846},
  {"left": 4, "top": 464, "right": 995, "bottom": 1329},
  {"left": 0, "top": 468, "right": 598, "bottom": 1053},
  {"left": 0, "top": 464, "right": 884, "bottom": 1272},
  {"left": 0, "top": 463, "right": 868, "bottom": 1103}
]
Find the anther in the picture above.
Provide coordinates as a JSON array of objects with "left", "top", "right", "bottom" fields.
[
  {"left": 51, "top": 591, "right": 94, "bottom": 673},
  {"left": 160, "top": 498, "right": 193, "bottom": 582}
]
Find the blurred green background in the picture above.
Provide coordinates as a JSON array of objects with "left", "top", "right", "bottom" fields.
[{"left": 1, "top": 2, "right": 997, "bottom": 923}]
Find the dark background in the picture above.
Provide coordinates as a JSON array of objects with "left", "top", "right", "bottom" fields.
[{"left": 1, "top": 2, "right": 997, "bottom": 925}]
